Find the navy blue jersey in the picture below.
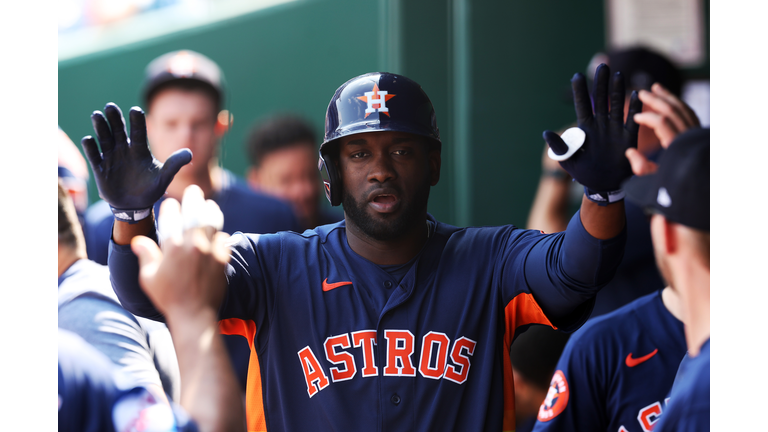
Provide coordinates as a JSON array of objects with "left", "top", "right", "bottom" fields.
[
  {"left": 85, "top": 169, "right": 301, "bottom": 390},
  {"left": 58, "top": 329, "right": 196, "bottom": 432},
  {"left": 532, "top": 290, "right": 687, "bottom": 432},
  {"left": 655, "top": 339, "right": 710, "bottom": 432},
  {"left": 109, "top": 210, "right": 626, "bottom": 432}
]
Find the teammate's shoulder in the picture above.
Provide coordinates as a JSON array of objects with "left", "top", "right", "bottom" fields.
[
  {"left": 568, "top": 292, "right": 661, "bottom": 343},
  {"left": 83, "top": 199, "right": 113, "bottom": 225},
  {"left": 216, "top": 169, "right": 300, "bottom": 231},
  {"left": 58, "top": 259, "right": 119, "bottom": 306}
]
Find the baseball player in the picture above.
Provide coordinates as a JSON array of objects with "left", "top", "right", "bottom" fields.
[
  {"left": 625, "top": 128, "right": 710, "bottom": 432},
  {"left": 60, "top": 188, "right": 245, "bottom": 431},
  {"left": 245, "top": 114, "right": 343, "bottom": 230},
  {"left": 84, "top": 65, "right": 639, "bottom": 431},
  {"left": 531, "top": 287, "right": 686, "bottom": 432},
  {"left": 82, "top": 49, "right": 302, "bottom": 390}
]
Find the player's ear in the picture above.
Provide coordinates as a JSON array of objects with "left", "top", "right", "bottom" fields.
[
  {"left": 664, "top": 219, "right": 680, "bottom": 255},
  {"left": 652, "top": 214, "right": 678, "bottom": 255}
]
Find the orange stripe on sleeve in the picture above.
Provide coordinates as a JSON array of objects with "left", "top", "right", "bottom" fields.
[
  {"left": 218, "top": 318, "right": 267, "bottom": 432},
  {"left": 501, "top": 293, "right": 555, "bottom": 432}
]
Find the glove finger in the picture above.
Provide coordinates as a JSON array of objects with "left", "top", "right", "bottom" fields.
[
  {"left": 104, "top": 103, "right": 129, "bottom": 150},
  {"left": 624, "top": 91, "right": 642, "bottom": 147},
  {"left": 592, "top": 64, "right": 610, "bottom": 119},
  {"left": 543, "top": 130, "right": 569, "bottom": 156},
  {"left": 610, "top": 71, "right": 626, "bottom": 125},
  {"left": 91, "top": 111, "right": 114, "bottom": 154},
  {"left": 81, "top": 136, "right": 103, "bottom": 168},
  {"left": 159, "top": 148, "right": 193, "bottom": 189},
  {"left": 571, "top": 73, "right": 593, "bottom": 125},
  {"left": 129, "top": 107, "right": 152, "bottom": 159}
]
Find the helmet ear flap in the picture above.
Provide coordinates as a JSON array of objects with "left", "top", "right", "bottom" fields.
[{"left": 318, "top": 151, "right": 342, "bottom": 206}]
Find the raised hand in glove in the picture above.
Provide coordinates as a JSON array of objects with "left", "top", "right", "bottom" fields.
[
  {"left": 543, "top": 64, "right": 642, "bottom": 205},
  {"left": 81, "top": 103, "right": 192, "bottom": 223}
]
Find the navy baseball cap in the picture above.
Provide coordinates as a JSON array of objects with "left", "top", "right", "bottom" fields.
[
  {"left": 624, "top": 128, "right": 710, "bottom": 232},
  {"left": 142, "top": 50, "right": 224, "bottom": 108}
]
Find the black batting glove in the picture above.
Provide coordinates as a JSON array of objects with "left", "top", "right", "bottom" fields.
[
  {"left": 543, "top": 64, "right": 642, "bottom": 204},
  {"left": 81, "top": 103, "right": 192, "bottom": 223}
]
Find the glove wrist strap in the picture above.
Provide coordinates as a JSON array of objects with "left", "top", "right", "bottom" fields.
[
  {"left": 584, "top": 187, "right": 625, "bottom": 207},
  {"left": 111, "top": 207, "right": 152, "bottom": 224}
]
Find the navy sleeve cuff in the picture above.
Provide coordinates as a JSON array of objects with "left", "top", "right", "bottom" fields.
[{"left": 108, "top": 230, "right": 165, "bottom": 321}]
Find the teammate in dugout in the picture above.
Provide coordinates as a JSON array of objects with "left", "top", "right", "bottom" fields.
[
  {"left": 531, "top": 82, "right": 703, "bottom": 432},
  {"left": 84, "top": 65, "right": 640, "bottom": 431}
]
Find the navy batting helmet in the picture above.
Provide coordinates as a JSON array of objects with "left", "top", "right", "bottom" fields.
[
  {"left": 142, "top": 50, "right": 225, "bottom": 110},
  {"left": 318, "top": 72, "right": 440, "bottom": 206}
]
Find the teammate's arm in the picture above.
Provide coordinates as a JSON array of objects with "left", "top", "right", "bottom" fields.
[{"left": 131, "top": 192, "right": 246, "bottom": 432}]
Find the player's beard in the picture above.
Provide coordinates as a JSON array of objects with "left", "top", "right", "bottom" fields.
[{"left": 342, "top": 182, "right": 431, "bottom": 242}]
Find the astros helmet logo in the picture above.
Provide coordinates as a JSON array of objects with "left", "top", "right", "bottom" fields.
[{"left": 357, "top": 83, "right": 396, "bottom": 118}]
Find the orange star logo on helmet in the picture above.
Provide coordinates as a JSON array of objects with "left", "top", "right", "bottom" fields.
[{"left": 356, "top": 83, "right": 396, "bottom": 118}]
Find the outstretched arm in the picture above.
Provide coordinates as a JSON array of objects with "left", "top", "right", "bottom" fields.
[
  {"left": 81, "top": 103, "right": 191, "bottom": 318},
  {"left": 527, "top": 64, "right": 640, "bottom": 325},
  {"left": 543, "top": 64, "right": 641, "bottom": 240},
  {"left": 131, "top": 186, "right": 244, "bottom": 432}
]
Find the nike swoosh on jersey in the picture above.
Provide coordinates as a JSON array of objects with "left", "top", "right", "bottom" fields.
[
  {"left": 625, "top": 348, "right": 659, "bottom": 367},
  {"left": 322, "top": 278, "right": 353, "bottom": 292}
]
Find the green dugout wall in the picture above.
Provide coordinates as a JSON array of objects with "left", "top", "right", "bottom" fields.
[{"left": 59, "top": 0, "right": 709, "bottom": 228}]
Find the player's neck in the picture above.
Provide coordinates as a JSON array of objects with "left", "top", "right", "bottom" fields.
[
  {"left": 345, "top": 217, "right": 430, "bottom": 266},
  {"left": 660, "top": 286, "right": 683, "bottom": 321},
  {"left": 675, "top": 262, "right": 710, "bottom": 357},
  {"left": 58, "top": 244, "right": 85, "bottom": 278},
  {"left": 167, "top": 164, "right": 221, "bottom": 201}
]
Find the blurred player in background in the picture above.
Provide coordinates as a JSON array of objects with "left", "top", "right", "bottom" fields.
[
  {"left": 82, "top": 49, "right": 301, "bottom": 391},
  {"left": 509, "top": 326, "right": 570, "bottom": 432},
  {"left": 58, "top": 127, "right": 90, "bottom": 221},
  {"left": 245, "top": 114, "right": 342, "bottom": 230}
]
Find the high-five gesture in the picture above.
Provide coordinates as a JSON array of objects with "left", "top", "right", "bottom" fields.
[
  {"left": 543, "top": 64, "right": 642, "bottom": 205},
  {"left": 81, "top": 103, "right": 192, "bottom": 223}
]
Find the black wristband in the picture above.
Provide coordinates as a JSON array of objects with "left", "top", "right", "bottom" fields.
[{"left": 584, "top": 187, "right": 625, "bottom": 206}]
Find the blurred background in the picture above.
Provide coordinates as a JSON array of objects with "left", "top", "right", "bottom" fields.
[{"left": 58, "top": 0, "right": 710, "bottom": 228}]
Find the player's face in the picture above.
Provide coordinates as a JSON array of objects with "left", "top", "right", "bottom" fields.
[
  {"left": 338, "top": 131, "right": 440, "bottom": 241},
  {"left": 247, "top": 144, "right": 320, "bottom": 226},
  {"left": 146, "top": 88, "right": 218, "bottom": 180}
]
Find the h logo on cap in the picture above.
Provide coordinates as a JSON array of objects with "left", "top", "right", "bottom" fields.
[{"left": 357, "top": 84, "right": 395, "bottom": 118}]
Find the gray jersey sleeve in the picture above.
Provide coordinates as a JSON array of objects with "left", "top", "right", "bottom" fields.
[{"left": 58, "top": 295, "right": 163, "bottom": 391}]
